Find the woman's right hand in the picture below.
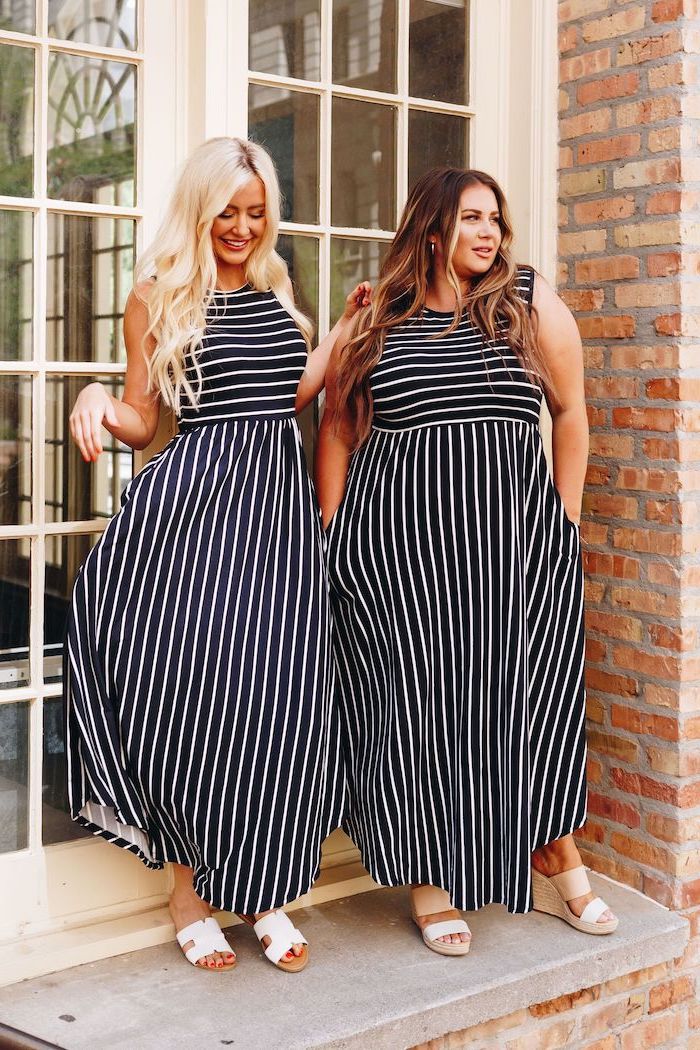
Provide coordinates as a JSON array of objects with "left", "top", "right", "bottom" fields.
[{"left": 69, "top": 382, "right": 120, "bottom": 462}]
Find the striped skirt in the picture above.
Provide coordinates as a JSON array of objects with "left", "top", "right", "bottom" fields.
[{"left": 326, "top": 419, "right": 587, "bottom": 914}]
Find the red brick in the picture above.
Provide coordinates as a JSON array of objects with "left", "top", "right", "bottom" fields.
[
  {"left": 583, "top": 493, "right": 638, "bottom": 519},
  {"left": 559, "top": 25, "right": 578, "bottom": 54},
  {"left": 646, "top": 250, "right": 681, "bottom": 274},
  {"left": 613, "top": 157, "right": 681, "bottom": 188},
  {"left": 574, "top": 196, "right": 635, "bottom": 224},
  {"left": 587, "top": 729, "right": 639, "bottom": 764},
  {"left": 586, "top": 464, "right": 612, "bottom": 486},
  {"left": 583, "top": 8, "right": 646, "bottom": 44},
  {"left": 560, "top": 48, "right": 612, "bottom": 84},
  {"left": 583, "top": 553, "right": 640, "bottom": 579},
  {"left": 586, "top": 668, "right": 639, "bottom": 698},
  {"left": 610, "top": 703, "right": 680, "bottom": 741},
  {"left": 586, "top": 637, "right": 607, "bottom": 663},
  {"left": 613, "top": 645, "right": 681, "bottom": 680},
  {"left": 559, "top": 0, "right": 610, "bottom": 22},
  {"left": 577, "top": 72, "right": 640, "bottom": 106},
  {"left": 586, "top": 609, "right": 642, "bottom": 639},
  {"left": 610, "top": 586, "right": 680, "bottom": 614},
  {"left": 650, "top": 623, "right": 699, "bottom": 650},
  {"left": 562, "top": 289, "right": 605, "bottom": 312},
  {"left": 587, "top": 790, "right": 641, "bottom": 829},
  {"left": 578, "top": 133, "right": 641, "bottom": 164},
  {"left": 560, "top": 108, "right": 612, "bottom": 140},
  {"left": 616, "top": 467, "right": 679, "bottom": 492},
  {"left": 620, "top": 1009, "right": 684, "bottom": 1048},
  {"left": 612, "top": 528, "right": 682, "bottom": 556},
  {"left": 578, "top": 316, "right": 635, "bottom": 339},
  {"left": 616, "top": 30, "right": 683, "bottom": 68},
  {"left": 610, "top": 344, "right": 678, "bottom": 370},
  {"left": 589, "top": 434, "right": 634, "bottom": 459},
  {"left": 585, "top": 376, "right": 638, "bottom": 399},
  {"left": 615, "top": 95, "right": 682, "bottom": 127},
  {"left": 613, "top": 406, "right": 677, "bottom": 431},
  {"left": 576, "top": 256, "right": 639, "bottom": 282},
  {"left": 647, "top": 377, "right": 700, "bottom": 401},
  {"left": 611, "top": 767, "right": 679, "bottom": 804}
]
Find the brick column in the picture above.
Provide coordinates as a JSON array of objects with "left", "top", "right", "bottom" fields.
[{"left": 558, "top": 0, "right": 700, "bottom": 1037}]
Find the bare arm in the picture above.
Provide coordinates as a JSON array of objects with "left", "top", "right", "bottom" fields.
[
  {"left": 295, "top": 280, "right": 371, "bottom": 413},
  {"left": 69, "top": 284, "right": 162, "bottom": 460},
  {"left": 533, "top": 273, "right": 589, "bottom": 525},
  {"left": 314, "top": 338, "right": 356, "bottom": 528}
]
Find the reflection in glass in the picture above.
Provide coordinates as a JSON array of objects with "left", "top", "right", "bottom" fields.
[
  {"left": 46, "top": 376, "right": 131, "bottom": 526},
  {"left": 45, "top": 534, "right": 97, "bottom": 682},
  {"left": 48, "top": 52, "right": 136, "bottom": 204},
  {"left": 332, "top": 0, "right": 397, "bottom": 93},
  {"left": 0, "top": 1, "right": 35, "bottom": 34},
  {"left": 0, "top": 377, "right": 32, "bottom": 527},
  {"left": 0, "top": 210, "right": 33, "bottom": 361},
  {"left": 408, "top": 110, "right": 468, "bottom": 191},
  {"left": 330, "top": 237, "right": 388, "bottom": 323},
  {"left": 277, "top": 235, "right": 319, "bottom": 463},
  {"left": 0, "top": 543, "right": 30, "bottom": 691},
  {"left": 331, "top": 98, "right": 396, "bottom": 231},
  {"left": 249, "top": 85, "right": 319, "bottom": 224},
  {"left": 250, "top": 0, "right": 321, "bottom": 82},
  {"left": 0, "top": 43, "right": 34, "bottom": 197},
  {"left": 49, "top": 0, "right": 137, "bottom": 51},
  {"left": 47, "top": 213, "right": 135, "bottom": 362},
  {"left": 0, "top": 702, "right": 29, "bottom": 853},
  {"left": 409, "top": 0, "right": 468, "bottom": 105},
  {"left": 43, "top": 697, "right": 91, "bottom": 844}
]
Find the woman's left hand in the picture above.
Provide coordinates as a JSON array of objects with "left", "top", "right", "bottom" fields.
[{"left": 342, "top": 282, "right": 372, "bottom": 321}]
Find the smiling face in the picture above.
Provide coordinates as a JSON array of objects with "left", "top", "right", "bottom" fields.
[
  {"left": 445, "top": 183, "right": 503, "bottom": 281},
  {"left": 210, "top": 175, "right": 267, "bottom": 280}
]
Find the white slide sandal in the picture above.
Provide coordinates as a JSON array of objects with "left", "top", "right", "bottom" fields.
[
  {"left": 532, "top": 866, "right": 618, "bottom": 935},
  {"left": 410, "top": 885, "right": 472, "bottom": 957},
  {"left": 239, "top": 909, "right": 309, "bottom": 972},
  {"left": 175, "top": 916, "right": 236, "bottom": 970}
]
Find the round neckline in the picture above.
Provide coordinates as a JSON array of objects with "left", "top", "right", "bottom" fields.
[
  {"left": 422, "top": 303, "right": 467, "bottom": 317},
  {"left": 212, "top": 282, "right": 250, "bottom": 295}
]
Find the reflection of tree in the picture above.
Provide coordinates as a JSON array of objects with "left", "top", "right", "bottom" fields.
[
  {"left": 48, "top": 0, "right": 136, "bottom": 50},
  {"left": 0, "top": 36, "right": 34, "bottom": 196}
]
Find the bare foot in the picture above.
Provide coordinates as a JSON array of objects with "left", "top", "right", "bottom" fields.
[
  {"left": 410, "top": 886, "right": 471, "bottom": 946},
  {"left": 532, "top": 836, "right": 616, "bottom": 925},
  {"left": 239, "top": 910, "right": 304, "bottom": 961},
  {"left": 169, "top": 863, "right": 235, "bottom": 970}
]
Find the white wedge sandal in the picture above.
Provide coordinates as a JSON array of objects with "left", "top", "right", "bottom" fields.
[
  {"left": 410, "top": 885, "right": 472, "bottom": 957},
  {"left": 531, "top": 866, "right": 618, "bottom": 935},
  {"left": 238, "top": 909, "right": 309, "bottom": 972},
  {"left": 175, "top": 917, "right": 237, "bottom": 970}
]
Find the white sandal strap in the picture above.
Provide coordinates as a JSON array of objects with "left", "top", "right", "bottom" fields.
[
  {"left": 549, "top": 865, "right": 591, "bottom": 901},
  {"left": 253, "top": 910, "right": 307, "bottom": 965},
  {"left": 176, "top": 917, "right": 233, "bottom": 966},
  {"left": 579, "top": 896, "right": 610, "bottom": 924},
  {"left": 423, "top": 919, "right": 471, "bottom": 942}
]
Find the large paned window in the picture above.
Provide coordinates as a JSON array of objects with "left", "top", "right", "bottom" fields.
[
  {"left": 0, "top": 1, "right": 139, "bottom": 858},
  {"left": 248, "top": 0, "right": 471, "bottom": 446}
]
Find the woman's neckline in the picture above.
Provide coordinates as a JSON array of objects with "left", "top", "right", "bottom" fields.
[{"left": 212, "top": 281, "right": 251, "bottom": 295}]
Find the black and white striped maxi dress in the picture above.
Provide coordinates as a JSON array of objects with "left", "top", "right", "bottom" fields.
[
  {"left": 325, "top": 266, "right": 586, "bottom": 914},
  {"left": 65, "top": 284, "right": 343, "bottom": 914}
]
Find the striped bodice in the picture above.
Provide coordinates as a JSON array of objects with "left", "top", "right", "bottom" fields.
[
  {"left": 370, "top": 267, "right": 541, "bottom": 432},
  {"left": 180, "top": 284, "right": 307, "bottom": 426}
]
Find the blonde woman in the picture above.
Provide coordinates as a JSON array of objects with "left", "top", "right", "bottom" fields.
[
  {"left": 65, "top": 137, "right": 367, "bottom": 973},
  {"left": 317, "top": 168, "right": 617, "bottom": 955}
]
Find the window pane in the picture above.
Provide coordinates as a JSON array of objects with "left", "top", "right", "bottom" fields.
[
  {"left": 0, "top": 210, "right": 33, "bottom": 361},
  {"left": 408, "top": 110, "right": 469, "bottom": 191},
  {"left": 48, "top": 52, "right": 136, "bottom": 205},
  {"left": 331, "top": 98, "right": 396, "bottom": 231},
  {"left": 49, "top": 0, "right": 137, "bottom": 51},
  {"left": 330, "top": 237, "right": 388, "bottom": 323},
  {"left": 45, "top": 533, "right": 98, "bottom": 682},
  {"left": 249, "top": 85, "right": 319, "bottom": 224},
  {"left": 43, "top": 696, "right": 91, "bottom": 844},
  {"left": 46, "top": 213, "right": 135, "bottom": 363},
  {"left": 0, "top": 43, "right": 34, "bottom": 197},
  {"left": 0, "top": 702, "right": 29, "bottom": 853},
  {"left": 410, "top": 0, "right": 469, "bottom": 105},
  {"left": 0, "top": 377, "right": 32, "bottom": 527},
  {"left": 332, "top": 0, "right": 397, "bottom": 93},
  {"left": 277, "top": 234, "right": 319, "bottom": 331},
  {"left": 0, "top": 541, "right": 30, "bottom": 690},
  {"left": 0, "top": 1, "right": 35, "bottom": 33},
  {"left": 250, "top": 0, "right": 321, "bottom": 82},
  {"left": 46, "top": 376, "right": 131, "bottom": 523}
]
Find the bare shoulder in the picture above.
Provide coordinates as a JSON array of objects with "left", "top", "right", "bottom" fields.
[{"left": 532, "top": 272, "right": 579, "bottom": 334}]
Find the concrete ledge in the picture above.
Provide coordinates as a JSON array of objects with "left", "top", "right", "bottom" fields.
[{"left": 0, "top": 875, "right": 688, "bottom": 1050}]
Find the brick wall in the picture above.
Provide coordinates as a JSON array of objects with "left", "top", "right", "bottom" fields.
[
  {"left": 557, "top": 0, "right": 700, "bottom": 1043},
  {"left": 414, "top": 961, "right": 696, "bottom": 1049}
]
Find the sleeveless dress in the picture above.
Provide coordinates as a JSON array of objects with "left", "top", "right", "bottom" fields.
[
  {"left": 65, "top": 284, "right": 344, "bottom": 914},
  {"left": 326, "top": 267, "right": 586, "bottom": 915}
]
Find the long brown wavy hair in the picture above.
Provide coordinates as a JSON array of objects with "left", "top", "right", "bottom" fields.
[{"left": 332, "top": 167, "right": 556, "bottom": 447}]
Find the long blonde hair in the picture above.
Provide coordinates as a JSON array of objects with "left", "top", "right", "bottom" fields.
[
  {"left": 135, "top": 136, "right": 312, "bottom": 413},
  {"left": 333, "top": 167, "right": 554, "bottom": 447}
]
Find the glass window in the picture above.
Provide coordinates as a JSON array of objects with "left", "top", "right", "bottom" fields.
[
  {"left": 0, "top": 210, "right": 33, "bottom": 361},
  {"left": 332, "top": 0, "right": 397, "bottom": 94},
  {"left": 278, "top": 234, "right": 319, "bottom": 330},
  {"left": 0, "top": 43, "right": 35, "bottom": 197},
  {"left": 45, "top": 376, "right": 131, "bottom": 525},
  {"left": 249, "top": 85, "right": 320, "bottom": 224},
  {"left": 45, "top": 533, "right": 99, "bottom": 679},
  {"left": 0, "top": 702, "right": 29, "bottom": 853},
  {"left": 330, "top": 237, "right": 388, "bottom": 322},
  {"left": 408, "top": 109, "right": 469, "bottom": 191},
  {"left": 42, "top": 696, "right": 91, "bottom": 845},
  {"left": 0, "top": 377, "right": 32, "bottom": 527},
  {"left": 49, "top": 0, "right": 137, "bottom": 51},
  {"left": 0, "top": 1, "right": 35, "bottom": 34},
  {"left": 409, "top": 0, "right": 469, "bottom": 105},
  {"left": 0, "top": 542, "right": 30, "bottom": 691},
  {"left": 249, "top": 0, "right": 321, "bottom": 82},
  {"left": 331, "top": 98, "right": 396, "bottom": 230},
  {"left": 46, "top": 213, "right": 135, "bottom": 363},
  {"left": 47, "top": 52, "right": 137, "bottom": 204}
]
